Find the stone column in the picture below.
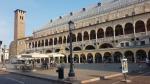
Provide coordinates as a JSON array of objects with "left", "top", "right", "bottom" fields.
[
  {"left": 123, "top": 24, "right": 125, "bottom": 37},
  {"left": 54, "top": 57, "right": 55, "bottom": 63},
  {"left": 26, "top": 43, "right": 28, "bottom": 49},
  {"left": 33, "top": 42, "right": 35, "bottom": 50},
  {"left": 95, "top": 29, "right": 98, "bottom": 50},
  {"left": 48, "top": 39, "right": 49, "bottom": 46},
  {"left": 146, "top": 51, "right": 149, "bottom": 58},
  {"left": 52, "top": 38, "right": 54, "bottom": 52},
  {"left": 82, "top": 32, "right": 84, "bottom": 42},
  {"left": 85, "top": 55, "right": 87, "bottom": 63},
  {"left": 102, "top": 56, "right": 104, "bottom": 63},
  {"left": 39, "top": 58, "right": 41, "bottom": 64},
  {"left": 78, "top": 55, "right": 80, "bottom": 64},
  {"left": 43, "top": 39, "right": 45, "bottom": 47},
  {"left": 49, "top": 58, "right": 51, "bottom": 63},
  {"left": 145, "top": 21, "right": 148, "bottom": 35},
  {"left": 66, "top": 55, "right": 68, "bottom": 63},
  {"left": 113, "top": 26, "right": 116, "bottom": 47},
  {"left": 96, "top": 29, "right": 98, "bottom": 43},
  {"left": 76, "top": 34, "right": 77, "bottom": 42},
  {"left": 88, "top": 31, "right": 90, "bottom": 40},
  {"left": 112, "top": 55, "right": 114, "bottom": 63},
  {"left": 37, "top": 41, "right": 39, "bottom": 48},
  {"left": 58, "top": 57, "right": 60, "bottom": 64},
  {"left": 104, "top": 29, "right": 106, "bottom": 39},
  {"left": 134, "top": 52, "right": 136, "bottom": 63},
  {"left": 31, "top": 42, "right": 33, "bottom": 49},
  {"left": 66, "top": 35, "right": 67, "bottom": 45},
  {"left": 113, "top": 26, "right": 116, "bottom": 40},
  {"left": 41, "top": 58, "right": 43, "bottom": 63},
  {"left": 133, "top": 22, "right": 136, "bottom": 37},
  {"left": 93, "top": 56, "right": 95, "bottom": 63}
]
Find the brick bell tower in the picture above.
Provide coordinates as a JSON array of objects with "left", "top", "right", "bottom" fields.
[
  {"left": 9, "top": 9, "right": 26, "bottom": 56},
  {"left": 14, "top": 9, "right": 26, "bottom": 40}
]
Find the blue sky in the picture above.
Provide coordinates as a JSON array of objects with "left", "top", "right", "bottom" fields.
[{"left": 0, "top": 0, "right": 102, "bottom": 47}]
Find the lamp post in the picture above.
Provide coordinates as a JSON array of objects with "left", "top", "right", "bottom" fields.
[
  {"left": 68, "top": 20, "right": 75, "bottom": 77},
  {"left": 0, "top": 41, "right": 2, "bottom": 63}
]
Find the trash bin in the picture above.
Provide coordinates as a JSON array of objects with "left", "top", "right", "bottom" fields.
[{"left": 56, "top": 66, "right": 64, "bottom": 79}]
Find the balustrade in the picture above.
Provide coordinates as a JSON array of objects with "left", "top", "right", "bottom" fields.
[
  {"left": 115, "top": 35, "right": 124, "bottom": 40},
  {"left": 135, "top": 32, "right": 146, "bottom": 37},
  {"left": 124, "top": 34, "right": 134, "bottom": 39}
]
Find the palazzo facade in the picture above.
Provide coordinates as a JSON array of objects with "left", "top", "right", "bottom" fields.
[{"left": 10, "top": 0, "right": 150, "bottom": 64}]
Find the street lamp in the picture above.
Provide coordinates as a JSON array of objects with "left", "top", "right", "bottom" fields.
[
  {"left": 68, "top": 20, "right": 75, "bottom": 77},
  {"left": 0, "top": 41, "right": 3, "bottom": 63}
]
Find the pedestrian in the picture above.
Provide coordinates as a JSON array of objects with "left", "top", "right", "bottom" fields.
[
  {"left": 45, "top": 60, "right": 48, "bottom": 70},
  {"left": 146, "top": 57, "right": 150, "bottom": 67},
  {"left": 138, "top": 60, "right": 142, "bottom": 73},
  {"left": 43, "top": 61, "right": 46, "bottom": 70},
  {"left": 32, "top": 60, "right": 35, "bottom": 69},
  {"left": 50, "top": 60, "right": 52, "bottom": 67},
  {"left": 42, "top": 61, "right": 45, "bottom": 70}
]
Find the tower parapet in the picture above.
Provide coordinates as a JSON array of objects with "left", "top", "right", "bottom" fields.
[{"left": 14, "top": 9, "right": 26, "bottom": 40}]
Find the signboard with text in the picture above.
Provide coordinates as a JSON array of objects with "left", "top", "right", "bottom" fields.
[{"left": 121, "top": 59, "right": 128, "bottom": 73}]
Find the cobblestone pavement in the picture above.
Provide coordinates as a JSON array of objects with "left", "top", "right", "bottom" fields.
[
  {"left": 33, "top": 63, "right": 147, "bottom": 81},
  {"left": 1, "top": 63, "right": 147, "bottom": 83},
  {"left": 0, "top": 71, "right": 64, "bottom": 84},
  {"left": 86, "top": 68, "right": 150, "bottom": 84}
]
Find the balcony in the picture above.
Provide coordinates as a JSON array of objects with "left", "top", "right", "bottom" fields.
[
  {"left": 82, "top": 39, "right": 96, "bottom": 44},
  {"left": 97, "top": 38, "right": 104, "bottom": 43},
  {"left": 53, "top": 44, "right": 62, "bottom": 48},
  {"left": 115, "top": 35, "right": 124, "bottom": 40},
  {"left": 72, "top": 41, "right": 82, "bottom": 46},
  {"left": 135, "top": 32, "right": 146, "bottom": 37},
  {"left": 97, "top": 37, "right": 114, "bottom": 43},
  {"left": 104, "top": 37, "right": 114, "bottom": 42},
  {"left": 124, "top": 34, "right": 134, "bottom": 39},
  {"left": 147, "top": 31, "right": 150, "bottom": 35}
]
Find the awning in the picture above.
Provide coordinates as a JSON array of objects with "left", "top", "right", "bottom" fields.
[
  {"left": 29, "top": 52, "right": 49, "bottom": 58},
  {"left": 47, "top": 53, "right": 64, "bottom": 58},
  {"left": 17, "top": 53, "right": 49, "bottom": 59}
]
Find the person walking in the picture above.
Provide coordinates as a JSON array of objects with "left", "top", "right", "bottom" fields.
[
  {"left": 146, "top": 57, "right": 150, "bottom": 67},
  {"left": 45, "top": 60, "right": 48, "bottom": 70}
]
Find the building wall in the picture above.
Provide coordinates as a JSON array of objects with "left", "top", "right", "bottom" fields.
[
  {"left": 16, "top": 39, "right": 27, "bottom": 55},
  {"left": 25, "top": 0, "right": 150, "bottom": 63},
  {"left": 26, "top": 13, "right": 150, "bottom": 53},
  {"left": 9, "top": 41, "right": 17, "bottom": 57},
  {"left": 4, "top": 49, "right": 9, "bottom": 60},
  {"left": 33, "top": 0, "right": 150, "bottom": 38},
  {"left": 9, "top": 0, "right": 150, "bottom": 63}
]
